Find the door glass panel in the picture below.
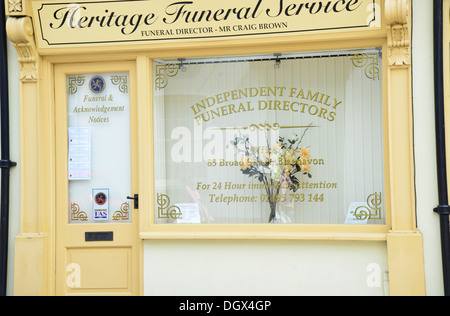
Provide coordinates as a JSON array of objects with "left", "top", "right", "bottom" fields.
[
  {"left": 67, "top": 72, "right": 131, "bottom": 223},
  {"left": 153, "top": 48, "right": 385, "bottom": 225}
]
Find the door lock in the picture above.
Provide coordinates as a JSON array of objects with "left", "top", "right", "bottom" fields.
[{"left": 126, "top": 194, "right": 139, "bottom": 209}]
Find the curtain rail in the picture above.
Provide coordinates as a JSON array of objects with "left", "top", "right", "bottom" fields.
[{"left": 155, "top": 49, "right": 382, "bottom": 66}]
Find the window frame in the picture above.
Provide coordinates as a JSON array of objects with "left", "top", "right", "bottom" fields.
[{"left": 139, "top": 36, "right": 392, "bottom": 240}]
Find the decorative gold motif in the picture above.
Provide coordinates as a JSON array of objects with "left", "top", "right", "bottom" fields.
[
  {"left": 112, "top": 202, "right": 130, "bottom": 221},
  {"left": 8, "top": 0, "right": 22, "bottom": 12},
  {"left": 249, "top": 123, "right": 280, "bottom": 131},
  {"left": 351, "top": 53, "right": 380, "bottom": 80},
  {"left": 217, "top": 123, "right": 317, "bottom": 131},
  {"left": 354, "top": 192, "right": 383, "bottom": 221},
  {"left": 70, "top": 203, "right": 88, "bottom": 222},
  {"left": 110, "top": 75, "right": 128, "bottom": 93},
  {"left": 155, "top": 64, "right": 180, "bottom": 89},
  {"left": 385, "top": 0, "right": 410, "bottom": 66},
  {"left": 68, "top": 76, "right": 86, "bottom": 95},
  {"left": 157, "top": 193, "right": 182, "bottom": 219}
]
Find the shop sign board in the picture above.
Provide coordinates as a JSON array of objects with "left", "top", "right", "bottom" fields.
[{"left": 32, "top": 0, "right": 381, "bottom": 48}]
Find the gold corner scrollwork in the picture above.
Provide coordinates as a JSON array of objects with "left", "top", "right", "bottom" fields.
[
  {"left": 112, "top": 202, "right": 130, "bottom": 221},
  {"left": 157, "top": 193, "right": 182, "bottom": 220},
  {"left": 155, "top": 64, "right": 180, "bottom": 90},
  {"left": 70, "top": 203, "right": 88, "bottom": 222},
  {"left": 110, "top": 75, "right": 129, "bottom": 93},
  {"left": 351, "top": 53, "right": 380, "bottom": 80},
  {"left": 68, "top": 76, "right": 86, "bottom": 95},
  {"left": 353, "top": 192, "right": 383, "bottom": 221}
]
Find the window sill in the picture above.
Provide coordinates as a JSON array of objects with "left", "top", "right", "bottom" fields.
[{"left": 140, "top": 224, "right": 389, "bottom": 241}]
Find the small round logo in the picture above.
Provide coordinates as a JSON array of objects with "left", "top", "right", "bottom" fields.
[
  {"left": 89, "top": 76, "right": 105, "bottom": 93},
  {"left": 95, "top": 192, "right": 107, "bottom": 206}
]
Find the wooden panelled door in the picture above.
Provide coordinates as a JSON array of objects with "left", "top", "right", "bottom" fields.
[{"left": 54, "top": 62, "right": 141, "bottom": 296}]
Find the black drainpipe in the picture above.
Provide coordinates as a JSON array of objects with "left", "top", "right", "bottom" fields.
[
  {"left": 0, "top": 1, "right": 17, "bottom": 297},
  {"left": 433, "top": 0, "right": 450, "bottom": 297}
]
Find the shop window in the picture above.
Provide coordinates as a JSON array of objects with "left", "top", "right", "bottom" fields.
[{"left": 153, "top": 48, "right": 385, "bottom": 225}]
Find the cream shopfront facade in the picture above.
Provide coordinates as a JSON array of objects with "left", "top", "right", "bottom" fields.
[{"left": 1, "top": 0, "right": 446, "bottom": 296}]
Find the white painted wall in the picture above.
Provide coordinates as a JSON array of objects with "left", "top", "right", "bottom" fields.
[
  {"left": 412, "top": 0, "right": 445, "bottom": 296},
  {"left": 144, "top": 240, "right": 388, "bottom": 296}
]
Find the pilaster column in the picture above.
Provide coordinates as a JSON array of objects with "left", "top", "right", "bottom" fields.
[
  {"left": 5, "top": 2, "right": 44, "bottom": 295},
  {"left": 6, "top": 16, "right": 39, "bottom": 233},
  {"left": 385, "top": 0, "right": 426, "bottom": 296}
]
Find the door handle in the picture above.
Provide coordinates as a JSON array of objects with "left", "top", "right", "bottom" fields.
[{"left": 126, "top": 194, "right": 139, "bottom": 209}]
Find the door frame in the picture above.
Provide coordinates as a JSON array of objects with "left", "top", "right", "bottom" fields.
[{"left": 53, "top": 60, "right": 142, "bottom": 295}]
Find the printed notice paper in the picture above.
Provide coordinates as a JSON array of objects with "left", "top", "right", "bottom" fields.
[{"left": 68, "top": 127, "right": 92, "bottom": 180}]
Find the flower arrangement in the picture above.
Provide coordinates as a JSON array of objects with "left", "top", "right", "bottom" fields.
[{"left": 232, "top": 129, "right": 312, "bottom": 223}]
